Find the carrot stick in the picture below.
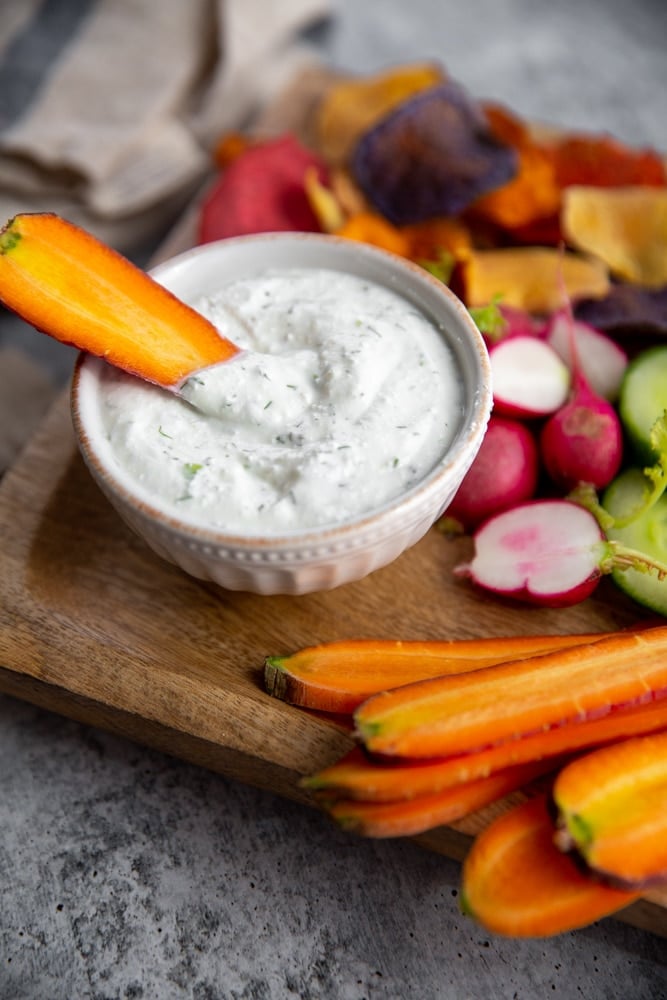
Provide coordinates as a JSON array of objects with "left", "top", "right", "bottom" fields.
[
  {"left": 354, "top": 626, "right": 667, "bottom": 759},
  {"left": 264, "top": 632, "right": 610, "bottom": 714},
  {"left": 460, "top": 796, "right": 639, "bottom": 937},
  {"left": 0, "top": 213, "right": 239, "bottom": 387},
  {"left": 305, "top": 699, "right": 667, "bottom": 802},
  {"left": 553, "top": 729, "right": 667, "bottom": 889},
  {"left": 324, "top": 761, "right": 553, "bottom": 838}
]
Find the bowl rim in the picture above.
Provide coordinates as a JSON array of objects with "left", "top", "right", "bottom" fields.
[{"left": 71, "top": 232, "right": 492, "bottom": 551}]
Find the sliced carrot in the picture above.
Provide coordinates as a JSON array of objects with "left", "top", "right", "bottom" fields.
[
  {"left": 354, "top": 627, "right": 667, "bottom": 759},
  {"left": 264, "top": 633, "right": 610, "bottom": 714},
  {"left": 0, "top": 213, "right": 238, "bottom": 387},
  {"left": 553, "top": 730, "right": 667, "bottom": 889},
  {"left": 324, "top": 761, "right": 552, "bottom": 838},
  {"left": 461, "top": 796, "right": 639, "bottom": 937},
  {"left": 305, "top": 700, "right": 667, "bottom": 802}
]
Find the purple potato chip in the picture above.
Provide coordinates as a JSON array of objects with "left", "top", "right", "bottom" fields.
[
  {"left": 575, "top": 284, "right": 667, "bottom": 337},
  {"left": 352, "top": 81, "right": 518, "bottom": 225}
]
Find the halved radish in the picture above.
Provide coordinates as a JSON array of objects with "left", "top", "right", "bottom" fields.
[
  {"left": 457, "top": 500, "right": 606, "bottom": 607},
  {"left": 545, "top": 310, "right": 628, "bottom": 401},
  {"left": 490, "top": 336, "right": 570, "bottom": 418},
  {"left": 456, "top": 499, "right": 667, "bottom": 608}
]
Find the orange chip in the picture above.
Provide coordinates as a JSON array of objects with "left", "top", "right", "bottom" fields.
[
  {"left": 482, "top": 102, "right": 530, "bottom": 147},
  {"left": 460, "top": 246, "right": 610, "bottom": 313},
  {"left": 212, "top": 131, "right": 251, "bottom": 169},
  {"left": 315, "top": 62, "right": 445, "bottom": 164},
  {"left": 562, "top": 185, "right": 667, "bottom": 288},
  {"left": 401, "top": 217, "right": 471, "bottom": 262},
  {"left": 471, "top": 102, "right": 561, "bottom": 231},
  {"left": 552, "top": 134, "right": 666, "bottom": 189},
  {"left": 335, "top": 211, "right": 411, "bottom": 257},
  {"left": 472, "top": 143, "right": 561, "bottom": 230}
]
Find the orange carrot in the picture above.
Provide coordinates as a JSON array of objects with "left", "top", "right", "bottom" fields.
[
  {"left": 354, "top": 627, "right": 667, "bottom": 759},
  {"left": 264, "top": 633, "right": 610, "bottom": 714},
  {"left": 0, "top": 213, "right": 238, "bottom": 387},
  {"left": 461, "top": 796, "right": 639, "bottom": 937},
  {"left": 553, "top": 730, "right": 667, "bottom": 889},
  {"left": 324, "top": 761, "right": 552, "bottom": 838},
  {"left": 305, "top": 700, "right": 667, "bottom": 802}
]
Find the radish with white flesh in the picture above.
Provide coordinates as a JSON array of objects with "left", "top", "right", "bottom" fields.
[
  {"left": 456, "top": 499, "right": 667, "bottom": 608},
  {"left": 490, "top": 336, "right": 570, "bottom": 418},
  {"left": 545, "top": 310, "right": 628, "bottom": 402},
  {"left": 444, "top": 416, "right": 539, "bottom": 529},
  {"left": 540, "top": 314, "right": 624, "bottom": 492}
]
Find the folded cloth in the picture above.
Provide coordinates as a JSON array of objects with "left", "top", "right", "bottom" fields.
[{"left": 0, "top": 0, "right": 330, "bottom": 254}]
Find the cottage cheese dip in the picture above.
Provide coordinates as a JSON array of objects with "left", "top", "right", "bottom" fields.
[{"left": 98, "top": 267, "right": 463, "bottom": 534}]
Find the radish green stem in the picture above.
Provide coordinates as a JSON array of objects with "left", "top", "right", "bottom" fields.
[
  {"left": 572, "top": 413, "right": 667, "bottom": 530},
  {"left": 600, "top": 541, "right": 667, "bottom": 580}
]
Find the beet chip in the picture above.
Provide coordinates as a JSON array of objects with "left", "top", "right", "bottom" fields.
[
  {"left": 352, "top": 82, "right": 518, "bottom": 224},
  {"left": 198, "top": 134, "right": 327, "bottom": 243},
  {"left": 575, "top": 284, "right": 667, "bottom": 337}
]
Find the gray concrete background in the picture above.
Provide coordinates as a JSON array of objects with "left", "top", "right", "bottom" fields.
[{"left": 2, "top": 1, "right": 667, "bottom": 997}]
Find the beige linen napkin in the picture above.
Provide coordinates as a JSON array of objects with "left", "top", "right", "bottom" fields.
[
  {"left": 0, "top": 0, "right": 331, "bottom": 475},
  {"left": 0, "top": 0, "right": 330, "bottom": 252}
]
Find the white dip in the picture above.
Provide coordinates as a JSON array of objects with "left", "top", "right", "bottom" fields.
[{"left": 98, "top": 267, "right": 463, "bottom": 534}]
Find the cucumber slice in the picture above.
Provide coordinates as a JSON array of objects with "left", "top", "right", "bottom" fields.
[
  {"left": 618, "top": 346, "right": 667, "bottom": 463},
  {"left": 603, "top": 467, "right": 667, "bottom": 615}
]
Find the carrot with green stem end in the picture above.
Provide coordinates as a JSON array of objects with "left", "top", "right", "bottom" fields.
[
  {"left": 553, "top": 729, "right": 667, "bottom": 889},
  {"left": 354, "top": 626, "right": 667, "bottom": 759},
  {"left": 460, "top": 796, "right": 639, "bottom": 938},
  {"left": 305, "top": 699, "right": 667, "bottom": 802},
  {"left": 324, "top": 760, "right": 553, "bottom": 838},
  {"left": 0, "top": 213, "right": 239, "bottom": 387},
  {"left": 264, "top": 632, "right": 612, "bottom": 714}
]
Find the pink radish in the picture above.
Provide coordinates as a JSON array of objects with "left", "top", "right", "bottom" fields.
[
  {"left": 540, "top": 310, "right": 624, "bottom": 492},
  {"left": 444, "top": 416, "right": 539, "bottom": 529},
  {"left": 496, "top": 304, "right": 545, "bottom": 341},
  {"left": 540, "top": 378, "right": 623, "bottom": 491},
  {"left": 490, "top": 336, "right": 570, "bottom": 418},
  {"left": 456, "top": 499, "right": 667, "bottom": 608},
  {"left": 544, "top": 310, "right": 628, "bottom": 401}
]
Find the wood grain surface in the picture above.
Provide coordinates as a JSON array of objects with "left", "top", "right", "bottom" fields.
[{"left": 0, "top": 389, "right": 665, "bottom": 937}]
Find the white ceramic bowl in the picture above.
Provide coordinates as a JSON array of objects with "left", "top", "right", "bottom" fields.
[{"left": 71, "top": 233, "right": 492, "bottom": 595}]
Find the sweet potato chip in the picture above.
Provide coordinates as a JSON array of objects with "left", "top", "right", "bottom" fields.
[
  {"left": 315, "top": 62, "right": 445, "bottom": 165},
  {"left": 562, "top": 185, "right": 667, "bottom": 288},
  {"left": 198, "top": 134, "right": 327, "bottom": 244},
  {"left": 552, "top": 134, "right": 666, "bottom": 189},
  {"left": 471, "top": 103, "right": 561, "bottom": 230},
  {"left": 335, "top": 211, "right": 411, "bottom": 257},
  {"left": 461, "top": 246, "right": 610, "bottom": 313},
  {"left": 401, "top": 217, "right": 471, "bottom": 263},
  {"left": 472, "top": 142, "right": 561, "bottom": 230},
  {"left": 575, "top": 283, "right": 667, "bottom": 336},
  {"left": 212, "top": 131, "right": 251, "bottom": 169},
  {"left": 352, "top": 82, "right": 518, "bottom": 225},
  {"left": 482, "top": 102, "right": 529, "bottom": 147}
]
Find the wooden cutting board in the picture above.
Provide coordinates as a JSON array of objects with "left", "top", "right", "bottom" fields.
[{"left": 0, "top": 386, "right": 665, "bottom": 937}]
